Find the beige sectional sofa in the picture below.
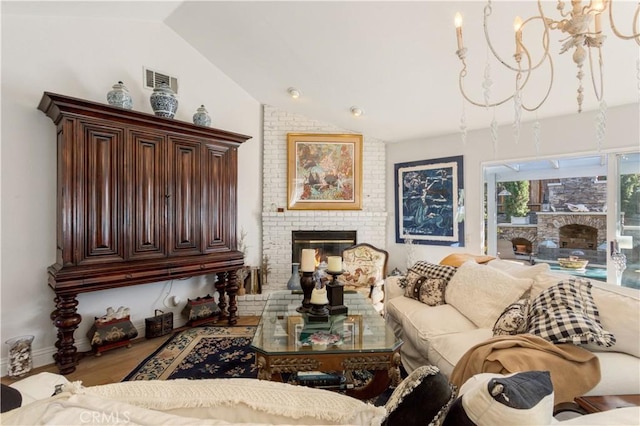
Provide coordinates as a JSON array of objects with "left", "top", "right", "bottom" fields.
[{"left": 384, "top": 258, "right": 640, "bottom": 397}]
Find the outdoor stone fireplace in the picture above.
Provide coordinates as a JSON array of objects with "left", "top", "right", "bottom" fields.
[
  {"left": 558, "top": 224, "right": 598, "bottom": 250},
  {"left": 497, "top": 212, "right": 607, "bottom": 264}
]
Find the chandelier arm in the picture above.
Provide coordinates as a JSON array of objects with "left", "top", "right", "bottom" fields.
[
  {"left": 521, "top": 47, "right": 555, "bottom": 112},
  {"left": 587, "top": 46, "right": 605, "bottom": 102},
  {"left": 482, "top": 3, "right": 522, "bottom": 72},
  {"left": 482, "top": 14, "right": 551, "bottom": 73},
  {"left": 608, "top": 1, "right": 640, "bottom": 41}
]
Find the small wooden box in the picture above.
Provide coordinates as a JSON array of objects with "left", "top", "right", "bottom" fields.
[
  {"left": 87, "top": 316, "right": 138, "bottom": 355},
  {"left": 145, "top": 310, "right": 173, "bottom": 338},
  {"left": 182, "top": 294, "right": 221, "bottom": 326}
]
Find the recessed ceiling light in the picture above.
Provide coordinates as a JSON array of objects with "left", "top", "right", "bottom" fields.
[
  {"left": 287, "top": 87, "right": 300, "bottom": 99},
  {"left": 350, "top": 106, "right": 364, "bottom": 117}
]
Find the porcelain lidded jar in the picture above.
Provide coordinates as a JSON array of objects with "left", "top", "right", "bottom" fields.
[
  {"left": 150, "top": 82, "right": 178, "bottom": 118},
  {"left": 106, "top": 81, "right": 133, "bottom": 109},
  {"left": 192, "top": 105, "right": 212, "bottom": 127}
]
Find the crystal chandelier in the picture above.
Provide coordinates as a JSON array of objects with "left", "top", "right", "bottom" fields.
[{"left": 454, "top": 0, "right": 640, "bottom": 113}]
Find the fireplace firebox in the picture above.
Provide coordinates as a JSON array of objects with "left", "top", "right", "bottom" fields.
[{"left": 292, "top": 231, "right": 357, "bottom": 264}]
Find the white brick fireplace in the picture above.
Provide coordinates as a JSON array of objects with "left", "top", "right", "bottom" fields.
[{"left": 261, "top": 105, "right": 388, "bottom": 293}]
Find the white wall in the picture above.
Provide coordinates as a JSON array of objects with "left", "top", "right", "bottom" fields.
[
  {"left": 261, "top": 105, "right": 387, "bottom": 290},
  {"left": 0, "top": 14, "right": 263, "bottom": 373},
  {"left": 385, "top": 103, "right": 640, "bottom": 271}
]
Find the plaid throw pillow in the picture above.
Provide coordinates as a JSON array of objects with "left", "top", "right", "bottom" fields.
[
  {"left": 399, "top": 261, "right": 457, "bottom": 288},
  {"left": 527, "top": 278, "right": 615, "bottom": 347}
]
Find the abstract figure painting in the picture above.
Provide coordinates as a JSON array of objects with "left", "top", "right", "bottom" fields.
[
  {"left": 287, "top": 133, "right": 363, "bottom": 210},
  {"left": 395, "top": 156, "right": 465, "bottom": 246}
]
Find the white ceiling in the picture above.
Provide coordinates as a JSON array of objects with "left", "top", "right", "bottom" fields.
[{"left": 4, "top": 1, "right": 639, "bottom": 143}]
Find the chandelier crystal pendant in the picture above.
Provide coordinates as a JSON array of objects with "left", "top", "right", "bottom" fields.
[{"left": 454, "top": 0, "right": 640, "bottom": 114}]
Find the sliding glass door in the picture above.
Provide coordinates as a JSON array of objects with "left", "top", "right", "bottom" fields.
[
  {"left": 484, "top": 151, "right": 639, "bottom": 289},
  {"left": 611, "top": 153, "right": 640, "bottom": 288}
]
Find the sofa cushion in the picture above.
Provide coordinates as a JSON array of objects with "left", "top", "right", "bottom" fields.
[
  {"left": 528, "top": 278, "right": 615, "bottom": 347},
  {"left": 402, "top": 303, "right": 479, "bottom": 341},
  {"left": 584, "top": 352, "right": 640, "bottom": 396},
  {"left": 587, "top": 281, "right": 640, "bottom": 358},
  {"left": 556, "top": 407, "right": 640, "bottom": 425},
  {"left": 531, "top": 271, "right": 567, "bottom": 298},
  {"left": 443, "top": 371, "right": 554, "bottom": 426},
  {"left": 445, "top": 261, "right": 533, "bottom": 328},
  {"left": 492, "top": 294, "right": 530, "bottom": 336},
  {"left": 487, "top": 260, "right": 550, "bottom": 279},
  {"left": 428, "top": 328, "right": 494, "bottom": 377}
]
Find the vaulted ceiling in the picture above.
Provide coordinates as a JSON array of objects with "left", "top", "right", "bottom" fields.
[{"left": 5, "top": 1, "right": 639, "bottom": 143}]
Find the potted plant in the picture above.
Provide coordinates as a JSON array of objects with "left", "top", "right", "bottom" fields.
[{"left": 503, "top": 181, "right": 530, "bottom": 224}]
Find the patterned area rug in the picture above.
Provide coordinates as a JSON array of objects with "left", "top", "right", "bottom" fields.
[
  {"left": 123, "top": 325, "right": 395, "bottom": 406},
  {"left": 123, "top": 326, "right": 257, "bottom": 381}
]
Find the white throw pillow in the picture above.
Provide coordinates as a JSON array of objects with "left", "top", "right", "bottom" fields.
[
  {"left": 9, "top": 372, "right": 70, "bottom": 405},
  {"left": 445, "top": 261, "right": 533, "bottom": 328}
]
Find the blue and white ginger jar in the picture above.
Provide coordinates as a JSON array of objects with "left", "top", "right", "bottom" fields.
[
  {"left": 150, "top": 83, "right": 178, "bottom": 119},
  {"left": 193, "top": 105, "right": 212, "bottom": 127},
  {"left": 106, "top": 81, "right": 133, "bottom": 109}
]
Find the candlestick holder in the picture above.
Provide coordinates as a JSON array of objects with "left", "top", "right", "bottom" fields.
[
  {"left": 326, "top": 270, "right": 348, "bottom": 316},
  {"left": 297, "top": 271, "right": 316, "bottom": 313},
  {"left": 308, "top": 284, "right": 330, "bottom": 322}
]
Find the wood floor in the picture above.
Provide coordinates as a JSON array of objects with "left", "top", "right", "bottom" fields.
[{"left": 1, "top": 316, "right": 259, "bottom": 387}]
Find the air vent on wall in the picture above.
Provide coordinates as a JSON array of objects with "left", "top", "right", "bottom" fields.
[{"left": 144, "top": 67, "right": 179, "bottom": 94}]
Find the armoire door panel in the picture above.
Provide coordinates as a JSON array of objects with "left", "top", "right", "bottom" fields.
[
  {"left": 168, "top": 138, "right": 201, "bottom": 256},
  {"left": 129, "top": 130, "right": 166, "bottom": 260},
  {"left": 81, "top": 123, "right": 125, "bottom": 264},
  {"left": 203, "top": 144, "right": 231, "bottom": 252}
]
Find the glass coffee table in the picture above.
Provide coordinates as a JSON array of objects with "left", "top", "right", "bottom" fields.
[{"left": 251, "top": 290, "right": 403, "bottom": 400}]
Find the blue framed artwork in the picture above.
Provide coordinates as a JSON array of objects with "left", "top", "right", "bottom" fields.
[{"left": 395, "top": 155, "right": 465, "bottom": 246}]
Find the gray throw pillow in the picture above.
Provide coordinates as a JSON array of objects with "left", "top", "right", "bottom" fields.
[{"left": 443, "top": 371, "right": 554, "bottom": 426}]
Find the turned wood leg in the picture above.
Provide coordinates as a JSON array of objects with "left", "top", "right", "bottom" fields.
[
  {"left": 215, "top": 273, "right": 228, "bottom": 320},
  {"left": 226, "top": 269, "right": 239, "bottom": 325},
  {"left": 51, "top": 293, "right": 82, "bottom": 375}
]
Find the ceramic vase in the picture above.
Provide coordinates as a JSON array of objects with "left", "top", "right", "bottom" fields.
[
  {"left": 193, "top": 105, "right": 212, "bottom": 127},
  {"left": 287, "top": 263, "right": 301, "bottom": 291},
  {"left": 106, "top": 81, "right": 133, "bottom": 109},
  {"left": 150, "top": 83, "right": 178, "bottom": 118}
]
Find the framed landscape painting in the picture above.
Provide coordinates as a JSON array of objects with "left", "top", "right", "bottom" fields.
[
  {"left": 287, "top": 133, "right": 363, "bottom": 210},
  {"left": 394, "top": 155, "right": 465, "bottom": 246}
]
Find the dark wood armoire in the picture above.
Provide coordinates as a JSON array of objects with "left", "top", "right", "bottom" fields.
[{"left": 38, "top": 92, "right": 251, "bottom": 374}]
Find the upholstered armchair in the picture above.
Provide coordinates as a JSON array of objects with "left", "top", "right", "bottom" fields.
[{"left": 337, "top": 243, "right": 389, "bottom": 313}]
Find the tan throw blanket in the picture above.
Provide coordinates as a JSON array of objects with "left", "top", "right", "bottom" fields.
[{"left": 450, "top": 334, "right": 600, "bottom": 404}]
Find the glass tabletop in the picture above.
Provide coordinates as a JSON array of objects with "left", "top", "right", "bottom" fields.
[{"left": 251, "top": 290, "right": 401, "bottom": 355}]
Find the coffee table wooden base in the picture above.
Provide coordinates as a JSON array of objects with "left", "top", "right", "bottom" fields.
[
  {"left": 255, "top": 350, "right": 401, "bottom": 400},
  {"left": 575, "top": 394, "right": 640, "bottom": 414}
]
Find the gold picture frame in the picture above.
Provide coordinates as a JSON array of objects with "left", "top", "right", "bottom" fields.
[{"left": 287, "top": 133, "right": 363, "bottom": 210}]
